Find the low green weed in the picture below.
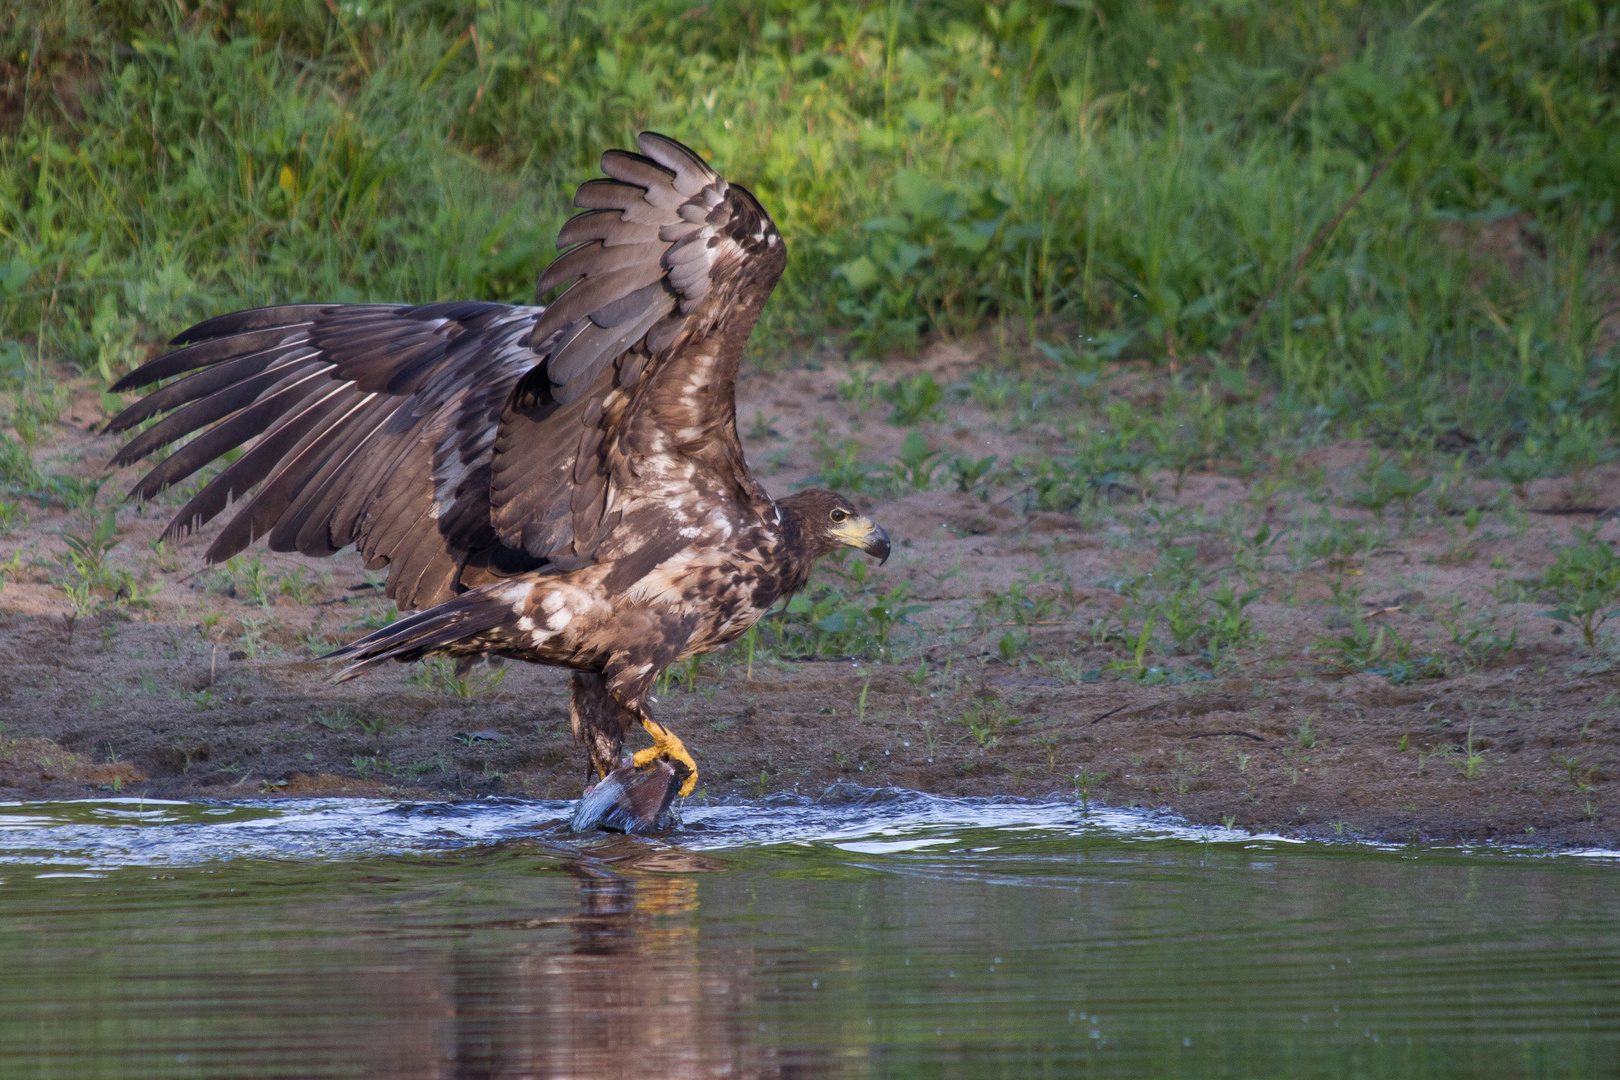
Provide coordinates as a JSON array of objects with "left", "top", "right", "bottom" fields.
[
  {"left": 50, "top": 509, "right": 150, "bottom": 612},
  {"left": 312, "top": 706, "right": 356, "bottom": 732},
  {"left": 407, "top": 658, "right": 508, "bottom": 698},
  {"left": 1314, "top": 613, "right": 1389, "bottom": 673},
  {"left": 882, "top": 372, "right": 943, "bottom": 426},
  {"left": 352, "top": 755, "right": 395, "bottom": 781},
  {"left": 1432, "top": 598, "right": 1518, "bottom": 671},
  {"left": 1553, "top": 753, "right": 1599, "bottom": 794},
  {"left": 778, "top": 575, "right": 926, "bottom": 659},
  {"left": 955, "top": 698, "right": 1010, "bottom": 749},
  {"left": 278, "top": 567, "right": 323, "bottom": 605},
  {"left": 946, "top": 454, "right": 996, "bottom": 495},
  {"left": 808, "top": 437, "right": 880, "bottom": 493},
  {"left": 978, "top": 573, "right": 1065, "bottom": 627},
  {"left": 890, "top": 431, "right": 944, "bottom": 491},
  {"left": 837, "top": 363, "right": 881, "bottom": 411},
  {"left": 1104, "top": 612, "right": 1157, "bottom": 680},
  {"left": 349, "top": 604, "right": 400, "bottom": 632},
  {"left": 1536, "top": 527, "right": 1620, "bottom": 655},
  {"left": 234, "top": 616, "right": 278, "bottom": 659},
  {"left": 1073, "top": 766, "right": 1109, "bottom": 813},
  {"left": 355, "top": 714, "right": 401, "bottom": 744},
  {"left": 1455, "top": 726, "right": 1487, "bottom": 781},
  {"left": 1350, "top": 450, "right": 1431, "bottom": 523},
  {"left": 239, "top": 558, "right": 275, "bottom": 609}
]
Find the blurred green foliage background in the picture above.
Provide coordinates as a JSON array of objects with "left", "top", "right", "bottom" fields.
[{"left": 2, "top": 0, "right": 1619, "bottom": 458}]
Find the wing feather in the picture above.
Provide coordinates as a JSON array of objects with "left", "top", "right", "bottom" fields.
[
  {"left": 108, "top": 304, "right": 541, "bottom": 606},
  {"left": 490, "top": 132, "right": 785, "bottom": 559},
  {"left": 109, "top": 132, "right": 785, "bottom": 605}
]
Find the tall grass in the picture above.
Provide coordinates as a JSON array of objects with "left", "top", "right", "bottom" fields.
[{"left": 3, "top": 0, "right": 1619, "bottom": 455}]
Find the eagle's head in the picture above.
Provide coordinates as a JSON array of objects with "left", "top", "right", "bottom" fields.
[{"left": 778, "top": 489, "right": 891, "bottom": 565}]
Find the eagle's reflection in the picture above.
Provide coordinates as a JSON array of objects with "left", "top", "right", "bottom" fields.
[{"left": 443, "top": 845, "right": 827, "bottom": 1080}]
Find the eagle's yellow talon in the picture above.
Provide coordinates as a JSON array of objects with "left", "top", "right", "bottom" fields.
[{"left": 633, "top": 720, "right": 699, "bottom": 797}]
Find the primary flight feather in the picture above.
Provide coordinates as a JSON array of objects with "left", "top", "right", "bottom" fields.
[{"left": 106, "top": 133, "right": 890, "bottom": 815}]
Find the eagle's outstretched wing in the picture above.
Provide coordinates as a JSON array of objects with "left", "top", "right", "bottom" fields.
[{"left": 107, "top": 133, "right": 785, "bottom": 609}]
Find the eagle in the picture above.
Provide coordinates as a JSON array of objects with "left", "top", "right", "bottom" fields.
[{"left": 105, "top": 133, "right": 891, "bottom": 821}]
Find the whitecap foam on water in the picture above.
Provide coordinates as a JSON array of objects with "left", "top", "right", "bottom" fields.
[
  {"left": 0, "top": 788, "right": 1260, "bottom": 870},
  {"left": 0, "top": 787, "right": 1613, "bottom": 871}
]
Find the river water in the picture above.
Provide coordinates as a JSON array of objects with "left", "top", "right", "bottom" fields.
[{"left": 0, "top": 789, "right": 1615, "bottom": 1078}]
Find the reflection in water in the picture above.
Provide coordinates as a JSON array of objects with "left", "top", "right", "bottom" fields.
[{"left": 448, "top": 852, "right": 800, "bottom": 1080}]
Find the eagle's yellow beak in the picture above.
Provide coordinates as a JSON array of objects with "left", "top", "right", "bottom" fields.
[{"left": 834, "top": 516, "right": 891, "bottom": 564}]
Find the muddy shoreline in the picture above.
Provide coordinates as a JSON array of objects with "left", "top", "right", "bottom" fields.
[{"left": 2, "top": 609, "right": 1615, "bottom": 851}]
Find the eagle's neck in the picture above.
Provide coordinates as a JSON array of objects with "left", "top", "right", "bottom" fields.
[{"left": 769, "top": 499, "right": 827, "bottom": 599}]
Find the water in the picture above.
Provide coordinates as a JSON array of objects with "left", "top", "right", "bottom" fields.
[{"left": 0, "top": 790, "right": 1615, "bottom": 1079}]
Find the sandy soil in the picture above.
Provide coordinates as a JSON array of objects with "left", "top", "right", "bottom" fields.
[{"left": 1, "top": 349, "right": 1617, "bottom": 850}]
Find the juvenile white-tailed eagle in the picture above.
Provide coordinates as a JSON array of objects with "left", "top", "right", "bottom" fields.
[{"left": 106, "top": 133, "right": 890, "bottom": 820}]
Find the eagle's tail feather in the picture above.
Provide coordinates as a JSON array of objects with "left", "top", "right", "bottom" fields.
[{"left": 322, "top": 586, "right": 518, "bottom": 681}]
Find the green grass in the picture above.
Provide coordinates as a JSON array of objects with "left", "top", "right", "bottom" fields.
[{"left": 3, "top": 0, "right": 1620, "bottom": 456}]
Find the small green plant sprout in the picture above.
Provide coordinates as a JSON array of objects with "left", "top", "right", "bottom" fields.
[
  {"left": 235, "top": 616, "right": 276, "bottom": 659},
  {"left": 891, "top": 430, "right": 944, "bottom": 490},
  {"left": 1105, "top": 611, "right": 1157, "bottom": 679},
  {"left": 53, "top": 511, "right": 139, "bottom": 605},
  {"left": 856, "top": 677, "right": 871, "bottom": 723},
  {"left": 956, "top": 698, "right": 1008, "bottom": 748},
  {"left": 808, "top": 437, "right": 878, "bottom": 492},
  {"left": 408, "top": 656, "right": 508, "bottom": 698},
  {"left": 353, "top": 755, "right": 398, "bottom": 781},
  {"left": 1553, "top": 754, "right": 1599, "bottom": 794},
  {"left": 836, "top": 362, "right": 880, "bottom": 410},
  {"left": 1455, "top": 725, "right": 1487, "bottom": 781},
  {"left": 351, "top": 603, "right": 400, "bottom": 631},
  {"left": 239, "top": 557, "right": 275, "bottom": 609},
  {"left": 919, "top": 718, "right": 940, "bottom": 759},
  {"left": 1314, "top": 611, "right": 1388, "bottom": 673},
  {"left": 657, "top": 655, "right": 702, "bottom": 695},
  {"left": 1536, "top": 527, "right": 1620, "bottom": 655},
  {"left": 1033, "top": 731, "right": 1063, "bottom": 770},
  {"left": 278, "top": 567, "right": 323, "bottom": 605},
  {"left": 1073, "top": 766, "right": 1109, "bottom": 812},
  {"left": 39, "top": 473, "right": 105, "bottom": 510},
  {"left": 882, "top": 371, "right": 943, "bottom": 426},
  {"left": 996, "top": 630, "right": 1028, "bottom": 664},
  {"left": 947, "top": 454, "right": 996, "bottom": 495},
  {"left": 904, "top": 658, "right": 930, "bottom": 689},
  {"left": 0, "top": 549, "right": 23, "bottom": 591},
  {"left": 747, "top": 410, "right": 782, "bottom": 440},
  {"left": 1432, "top": 598, "right": 1518, "bottom": 671},
  {"left": 1204, "top": 581, "right": 1266, "bottom": 656},
  {"left": 313, "top": 706, "right": 356, "bottom": 731},
  {"left": 1294, "top": 717, "right": 1317, "bottom": 749},
  {"left": 1350, "top": 450, "right": 1431, "bottom": 523},
  {"left": 355, "top": 713, "right": 401, "bottom": 746}
]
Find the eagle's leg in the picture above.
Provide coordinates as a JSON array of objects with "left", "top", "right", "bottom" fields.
[
  {"left": 569, "top": 672, "right": 632, "bottom": 782},
  {"left": 630, "top": 708, "right": 698, "bottom": 798}
]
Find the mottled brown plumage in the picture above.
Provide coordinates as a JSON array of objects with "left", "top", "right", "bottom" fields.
[{"left": 107, "top": 134, "right": 889, "bottom": 811}]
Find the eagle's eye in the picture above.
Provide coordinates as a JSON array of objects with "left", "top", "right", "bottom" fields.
[{"left": 829, "top": 508, "right": 848, "bottom": 524}]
